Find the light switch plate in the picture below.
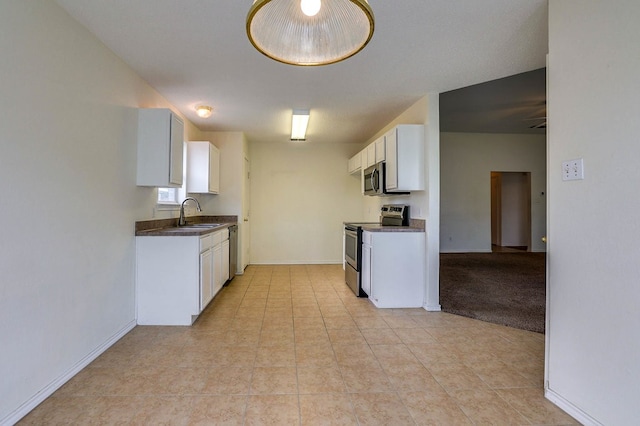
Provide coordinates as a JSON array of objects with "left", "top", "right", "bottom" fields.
[{"left": 562, "top": 158, "right": 584, "bottom": 181}]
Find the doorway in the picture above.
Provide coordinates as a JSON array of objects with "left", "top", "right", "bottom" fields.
[{"left": 491, "top": 171, "right": 531, "bottom": 252}]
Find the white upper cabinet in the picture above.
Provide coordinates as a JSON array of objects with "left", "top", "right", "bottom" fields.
[
  {"left": 136, "top": 108, "right": 184, "bottom": 187},
  {"left": 187, "top": 141, "right": 220, "bottom": 194},
  {"left": 348, "top": 151, "right": 362, "bottom": 174},
  {"left": 384, "top": 124, "right": 425, "bottom": 192},
  {"left": 366, "top": 143, "right": 376, "bottom": 167},
  {"left": 349, "top": 136, "right": 384, "bottom": 175},
  {"left": 375, "top": 136, "right": 386, "bottom": 163}
]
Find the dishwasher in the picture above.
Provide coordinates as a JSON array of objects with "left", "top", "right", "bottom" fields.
[{"left": 225, "top": 224, "right": 238, "bottom": 285}]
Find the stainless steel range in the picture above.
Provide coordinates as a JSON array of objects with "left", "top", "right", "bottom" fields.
[{"left": 344, "top": 204, "right": 410, "bottom": 297}]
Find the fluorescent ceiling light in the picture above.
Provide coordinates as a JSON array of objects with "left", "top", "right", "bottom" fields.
[{"left": 291, "top": 109, "right": 310, "bottom": 141}]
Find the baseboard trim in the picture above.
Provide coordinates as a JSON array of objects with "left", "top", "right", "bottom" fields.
[
  {"left": 1, "top": 320, "right": 136, "bottom": 426},
  {"left": 249, "top": 261, "right": 343, "bottom": 265},
  {"left": 440, "top": 249, "right": 492, "bottom": 253},
  {"left": 545, "top": 388, "right": 602, "bottom": 426},
  {"left": 424, "top": 304, "right": 442, "bottom": 312}
]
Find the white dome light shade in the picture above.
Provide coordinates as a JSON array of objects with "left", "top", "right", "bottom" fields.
[
  {"left": 247, "top": 0, "right": 374, "bottom": 66},
  {"left": 196, "top": 105, "right": 213, "bottom": 118}
]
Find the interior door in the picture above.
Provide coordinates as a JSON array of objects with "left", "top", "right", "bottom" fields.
[
  {"left": 491, "top": 172, "right": 502, "bottom": 246},
  {"left": 241, "top": 156, "right": 251, "bottom": 270}
]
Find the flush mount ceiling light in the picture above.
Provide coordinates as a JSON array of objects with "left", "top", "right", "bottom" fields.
[
  {"left": 195, "top": 105, "right": 213, "bottom": 118},
  {"left": 291, "top": 109, "right": 310, "bottom": 141},
  {"left": 247, "top": 0, "right": 374, "bottom": 66}
]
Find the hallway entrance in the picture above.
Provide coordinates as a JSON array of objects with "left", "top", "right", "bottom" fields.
[{"left": 491, "top": 171, "right": 532, "bottom": 252}]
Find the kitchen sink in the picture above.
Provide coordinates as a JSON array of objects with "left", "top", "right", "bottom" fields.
[{"left": 178, "top": 223, "right": 222, "bottom": 229}]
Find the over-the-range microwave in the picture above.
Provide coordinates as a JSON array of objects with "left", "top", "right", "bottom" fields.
[{"left": 363, "top": 162, "right": 408, "bottom": 196}]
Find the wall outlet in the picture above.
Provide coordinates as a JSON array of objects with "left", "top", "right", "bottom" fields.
[{"left": 562, "top": 158, "right": 584, "bottom": 181}]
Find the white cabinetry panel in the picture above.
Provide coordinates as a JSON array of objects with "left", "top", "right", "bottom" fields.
[
  {"left": 187, "top": 141, "right": 220, "bottom": 194},
  {"left": 364, "top": 230, "right": 425, "bottom": 308},
  {"left": 366, "top": 143, "right": 376, "bottom": 167},
  {"left": 137, "top": 108, "right": 184, "bottom": 187},
  {"left": 361, "top": 242, "right": 372, "bottom": 297},
  {"left": 136, "top": 228, "right": 230, "bottom": 326},
  {"left": 222, "top": 239, "right": 230, "bottom": 283},
  {"left": 385, "top": 125, "right": 424, "bottom": 192},
  {"left": 136, "top": 236, "right": 200, "bottom": 325},
  {"left": 200, "top": 247, "right": 213, "bottom": 309},
  {"left": 348, "top": 151, "right": 362, "bottom": 174},
  {"left": 375, "top": 136, "right": 386, "bottom": 163}
]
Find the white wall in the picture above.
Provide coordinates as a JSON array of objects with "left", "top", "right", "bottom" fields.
[
  {"left": 359, "top": 95, "right": 442, "bottom": 311},
  {"left": 546, "top": 2, "right": 640, "bottom": 424},
  {"left": 197, "top": 132, "right": 248, "bottom": 272},
  {"left": 0, "top": 2, "right": 201, "bottom": 423},
  {"left": 440, "top": 132, "right": 546, "bottom": 252},
  {"left": 249, "top": 141, "right": 363, "bottom": 264},
  {"left": 197, "top": 132, "right": 247, "bottom": 217}
]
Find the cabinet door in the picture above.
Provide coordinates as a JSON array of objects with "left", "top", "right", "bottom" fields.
[
  {"left": 222, "top": 239, "right": 230, "bottom": 283},
  {"left": 384, "top": 128, "right": 398, "bottom": 190},
  {"left": 366, "top": 231, "right": 425, "bottom": 308},
  {"left": 361, "top": 243, "right": 372, "bottom": 297},
  {"left": 375, "top": 137, "right": 386, "bottom": 163},
  {"left": 187, "top": 141, "right": 219, "bottom": 194},
  {"left": 200, "top": 248, "right": 213, "bottom": 311},
  {"left": 169, "top": 113, "right": 184, "bottom": 186},
  {"left": 213, "top": 244, "right": 223, "bottom": 295},
  {"left": 348, "top": 151, "right": 362, "bottom": 174},
  {"left": 208, "top": 144, "right": 220, "bottom": 193},
  {"left": 385, "top": 125, "right": 425, "bottom": 192},
  {"left": 137, "top": 108, "right": 183, "bottom": 187},
  {"left": 367, "top": 143, "right": 376, "bottom": 167}
]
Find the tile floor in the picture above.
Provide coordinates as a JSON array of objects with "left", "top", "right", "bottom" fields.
[{"left": 20, "top": 264, "right": 577, "bottom": 425}]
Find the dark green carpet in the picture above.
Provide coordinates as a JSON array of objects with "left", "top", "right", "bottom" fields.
[{"left": 439, "top": 252, "right": 546, "bottom": 333}]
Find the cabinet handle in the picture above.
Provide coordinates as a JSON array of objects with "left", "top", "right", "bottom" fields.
[{"left": 371, "top": 169, "right": 378, "bottom": 192}]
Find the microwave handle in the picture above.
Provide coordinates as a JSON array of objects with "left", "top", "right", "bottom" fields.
[{"left": 371, "top": 169, "right": 378, "bottom": 192}]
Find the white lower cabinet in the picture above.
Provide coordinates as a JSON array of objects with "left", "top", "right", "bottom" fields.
[
  {"left": 361, "top": 242, "right": 372, "bottom": 296},
  {"left": 363, "top": 230, "right": 425, "bottom": 308},
  {"left": 212, "top": 229, "right": 230, "bottom": 295},
  {"left": 200, "top": 242, "right": 213, "bottom": 310},
  {"left": 136, "top": 228, "right": 230, "bottom": 326},
  {"left": 222, "top": 239, "right": 230, "bottom": 283},
  {"left": 199, "top": 234, "right": 215, "bottom": 311},
  {"left": 213, "top": 243, "right": 222, "bottom": 296}
]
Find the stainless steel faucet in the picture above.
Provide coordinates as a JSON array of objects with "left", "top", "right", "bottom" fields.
[{"left": 179, "top": 197, "right": 202, "bottom": 226}]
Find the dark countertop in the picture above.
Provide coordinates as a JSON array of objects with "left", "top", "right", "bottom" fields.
[
  {"left": 344, "top": 218, "right": 425, "bottom": 233},
  {"left": 135, "top": 215, "right": 237, "bottom": 237},
  {"left": 360, "top": 223, "right": 425, "bottom": 233}
]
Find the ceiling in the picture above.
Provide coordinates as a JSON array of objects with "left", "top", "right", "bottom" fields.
[
  {"left": 54, "top": 0, "right": 549, "bottom": 144},
  {"left": 440, "top": 68, "right": 546, "bottom": 134}
]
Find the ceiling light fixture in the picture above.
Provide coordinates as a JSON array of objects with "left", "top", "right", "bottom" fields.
[
  {"left": 291, "top": 109, "right": 310, "bottom": 141},
  {"left": 246, "top": 0, "right": 374, "bottom": 66},
  {"left": 195, "top": 105, "right": 213, "bottom": 118}
]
